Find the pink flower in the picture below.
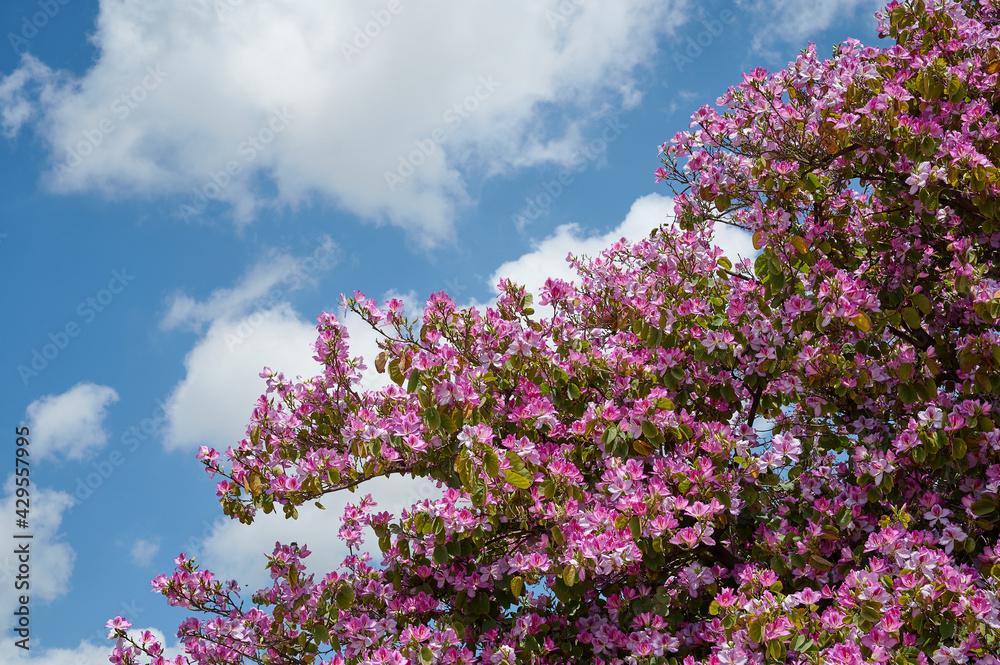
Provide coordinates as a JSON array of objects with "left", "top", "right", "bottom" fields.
[
  {"left": 106, "top": 616, "right": 132, "bottom": 638},
  {"left": 923, "top": 504, "right": 952, "bottom": 527},
  {"left": 939, "top": 524, "right": 967, "bottom": 553}
]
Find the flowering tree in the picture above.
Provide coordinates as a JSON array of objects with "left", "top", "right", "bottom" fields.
[{"left": 109, "top": 1, "right": 1000, "bottom": 663}]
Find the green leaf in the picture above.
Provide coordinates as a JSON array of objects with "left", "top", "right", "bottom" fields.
[
  {"left": 810, "top": 554, "right": 833, "bottom": 571},
  {"left": 835, "top": 507, "right": 852, "bottom": 527},
  {"left": 718, "top": 256, "right": 733, "bottom": 271},
  {"left": 632, "top": 439, "right": 654, "bottom": 456},
  {"left": 972, "top": 498, "right": 996, "bottom": 516},
  {"left": 628, "top": 515, "right": 641, "bottom": 539},
  {"left": 484, "top": 450, "right": 500, "bottom": 477},
  {"left": 420, "top": 646, "right": 434, "bottom": 665},
  {"left": 440, "top": 410, "right": 457, "bottom": 433},
  {"left": 423, "top": 407, "right": 441, "bottom": 429},
  {"left": 911, "top": 292, "right": 932, "bottom": 315},
  {"left": 940, "top": 620, "right": 955, "bottom": 639},
  {"left": 898, "top": 383, "right": 918, "bottom": 405},
  {"left": 754, "top": 253, "right": 769, "bottom": 277},
  {"left": 770, "top": 269, "right": 786, "bottom": 292},
  {"left": 902, "top": 307, "right": 921, "bottom": 329},
  {"left": 406, "top": 369, "right": 420, "bottom": 393},
  {"left": 952, "top": 438, "right": 967, "bottom": 460},
  {"left": 454, "top": 449, "right": 469, "bottom": 474},
  {"left": 312, "top": 625, "right": 330, "bottom": 644},
  {"left": 641, "top": 420, "right": 658, "bottom": 439},
  {"left": 859, "top": 603, "right": 881, "bottom": 624},
  {"left": 336, "top": 586, "right": 355, "bottom": 610},
  {"left": 506, "top": 451, "right": 526, "bottom": 471},
  {"left": 511, "top": 575, "right": 524, "bottom": 599},
  {"left": 562, "top": 564, "right": 578, "bottom": 587},
  {"left": 505, "top": 468, "right": 533, "bottom": 489},
  {"left": 388, "top": 359, "right": 405, "bottom": 386}
]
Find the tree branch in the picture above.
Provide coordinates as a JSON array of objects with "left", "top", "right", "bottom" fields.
[{"left": 746, "top": 383, "right": 765, "bottom": 429}]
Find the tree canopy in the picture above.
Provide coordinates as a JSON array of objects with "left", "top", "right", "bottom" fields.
[{"left": 109, "top": 1, "right": 1000, "bottom": 663}]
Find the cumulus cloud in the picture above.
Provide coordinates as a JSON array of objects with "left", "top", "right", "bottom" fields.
[
  {"left": 163, "top": 288, "right": 421, "bottom": 453},
  {"left": 160, "top": 240, "right": 341, "bottom": 451},
  {"left": 734, "top": 0, "right": 881, "bottom": 54},
  {"left": 193, "top": 476, "right": 439, "bottom": 591},
  {"left": 0, "top": 626, "right": 187, "bottom": 665},
  {"left": 490, "top": 192, "right": 755, "bottom": 299},
  {"left": 162, "top": 302, "right": 323, "bottom": 452},
  {"left": 0, "top": 639, "right": 116, "bottom": 665},
  {"left": 161, "top": 236, "right": 337, "bottom": 333},
  {"left": 25, "top": 383, "right": 120, "bottom": 462},
  {"left": 0, "top": 0, "right": 688, "bottom": 243},
  {"left": 0, "top": 480, "right": 75, "bottom": 632},
  {"left": 129, "top": 539, "right": 160, "bottom": 567}
]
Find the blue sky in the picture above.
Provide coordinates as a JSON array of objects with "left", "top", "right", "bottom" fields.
[{"left": 0, "top": 0, "right": 882, "bottom": 660}]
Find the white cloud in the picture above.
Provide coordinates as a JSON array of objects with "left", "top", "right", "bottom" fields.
[
  {"left": 194, "top": 475, "right": 439, "bottom": 591},
  {"left": 0, "top": 480, "right": 75, "bottom": 633},
  {"left": 0, "top": 627, "right": 186, "bottom": 665},
  {"left": 161, "top": 236, "right": 337, "bottom": 333},
  {"left": 490, "top": 192, "right": 756, "bottom": 300},
  {"left": 163, "top": 289, "right": 421, "bottom": 453},
  {"left": 734, "top": 0, "right": 881, "bottom": 54},
  {"left": 491, "top": 193, "right": 734, "bottom": 294},
  {"left": 162, "top": 303, "right": 323, "bottom": 452},
  {"left": 0, "top": 639, "right": 113, "bottom": 665},
  {"left": 160, "top": 241, "right": 342, "bottom": 452},
  {"left": 0, "top": 55, "right": 62, "bottom": 139},
  {"left": 0, "top": 0, "right": 689, "bottom": 243},
  {"left": 159, "top": 234, "right": 422, "bottom": 453},
  {"left": 712, "top": 219, "right": 758, "bottom": 268},
  {"left": 129, "top": 539, "right": 160, "bottom": 567},
  {"left": 25, "top": 383, "right": 120, "bottom": 462}
]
